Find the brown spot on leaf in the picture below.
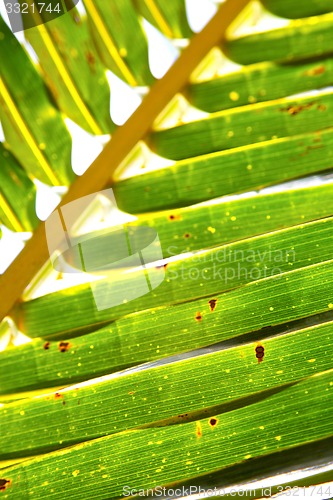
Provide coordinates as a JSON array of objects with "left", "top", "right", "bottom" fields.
[
  {"left": 208, "top": 299, "right": 217, "bottom": 312},
  {"left": 255, "top": 344, "right": 264, "bottom": 363},
  {"left": 0, "top": 479, "right": 11, "bottom": 491},
  {"left": 54, "top": 392, "right": 63, "bottom": 400},
  {"left": 168, "top": 214, "right": 181, "bottom": 221},
  {"left": 128, "top": 391, "right": 135, "bottom": 395},
  {"left": 184, "top": 233, "right": 191, "bottom": 239},
  {"left": 86, "top": 51, "right": 96, "bottom": 71},
  {"left": 43, "top": 342, "right": 50, "bottom": 350},
  {"left": 195, "top": 312, "right": 202, "bottom": 322},
  {"left": 156, "top": 263, "right": 168, "bottom": 270},
  {"left": 178, "top": 413, "right": 188, "bottom": 418},
  {"left": 317, "top": 104, "right": 327, "bottom": 111},
  {"left": 58, "top": 341, "right": 71, "bottom": 353},
  {"left": 280, "top": 102, "right": 315, "bottom": 116},
  {"left": 196, "top": 421, "right": 202, "bottom": 438},
  {"left": 209, "top": 417, "right": 218, "bottom": 428},
  {"left": 303, "top": 65, "right": 325, "bottom": 76}
]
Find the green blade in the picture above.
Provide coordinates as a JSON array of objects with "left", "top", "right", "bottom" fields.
[
  {"left": 114, "top": 127, "right": 333, "bottom": 213},
  {"left": 23, "top": 6, "right": 114, "bottom": 135},
  {"left": 133, "top": 0, "right": 192, "bottom": 39},
  {"left": 14, "top": 213, "right": 333, "bottom": 339},
  {"left": 0, "top": 144, "right": 38, "bottom": 232},
  {"left": 149, "top": 90, "right": 333, "bottom": 160},
  {"left": 261, "top": 0, "right": 333, "bottom": 19},
  {"left": 176, "top": 438, "right": 333, "bottom": 500},
  {"left": 0, "top": 17, "right": 73, "bottom": 186},
  {"left": 224, "top": 12, "right": 333, "bottom": 65},
  {"left": 83, "top": 0, "right": 153, "bottom": 87},
  {"left": 10, "top": 259, "right": 333, "bottom": 377},
  {"left": 186, "top": 57, "right": 333, "bottom": 113},
  {"left": 133, "top": 182, "right": 333, "bottom": 259},
  {"left": 1, "top": 370, "right": 333, "bottom": 497},
  {"left": 1, "top": 319, "right": 333, "bottom": 458},
  {"left": 4, "top": 215, "right": 333, "bottom": 387}
]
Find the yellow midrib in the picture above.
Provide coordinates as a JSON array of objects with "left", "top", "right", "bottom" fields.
[
  {"left": 83, "top": 0, "right": 137, "bottom": 86},
  {"left": 0, "top": 78, "right": 60, "bottom": 185},
  {"left": 0, "top": 192, "right": 24, "bottom": 232},
  {"left": 144, "top": 0, "right": 173, "bottom": 38}
]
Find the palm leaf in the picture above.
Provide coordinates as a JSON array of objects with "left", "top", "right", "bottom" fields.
[
  {"left": 224, "top": 12, "right": 333, "bottom": 64},
  {"left": 0, "top": 144, "right": 38, "bottom": 231},
  {"left": 23, "top": 3, "right": 114, "bottom": 134},
  {"left": 261, "top": 0, "right": 333, "bottom": 19},
  {"left": 0, "top": 17, "right": 73, "bottom": 185},
  {"left": 83, "top": 0, "right": 153, "bottom": 86},
  {"left": 0, "top": 0, "right": 333, "bottom": 497}
]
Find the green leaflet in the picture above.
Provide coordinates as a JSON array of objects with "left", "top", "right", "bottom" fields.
[
  {"left": 1, "top": 370, "right": 333, "bottom": 497},
  {"left": 149, "top": 90, "right": 333, "bottom": 160},
  {"left": 261, "top": 0, "right": 333, "bottom": 19},
  {"left": 1, "top": 1, "right": 333, "bottom": 496},
  {"left": 114, "top": 127, "right": 333, "bottom": 213},
  {"left": 83, "top": 0, "right": 153, "bottom": 87},
  {"left": 4, "top": 216, "right": 333, "bottom": 385},
  {"left": 0, "top": 17, "right": 73, "bottom": 186},
  {"left": 186, "top": 57, "right": 333, "bottom": 113},
  {"left": 0, "top": 144, "right": 38, "bottom": 232},
  {"left": 224, "top": 12, "right": 333, "bottom": 65},
  {"left": 133, "top": 182, "right": 333, "bottom": 258},
  {"left": 177, "top": 441, "right": 333, "bottom": 500},
  {"left": 1, "top": 321, "right": 333, "bottom": 458},
  {"left": 133, "top": 0, "right": 192, "bottom": 39},
  {"left": 15, "top": 214, "right": 333, "bottom": 338},
  {"left": 23, "top": 6, "right": 114, "bottom": 135}
]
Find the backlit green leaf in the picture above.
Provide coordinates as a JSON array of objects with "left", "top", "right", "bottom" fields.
[
  {"left": 133, "top": 0, "right": 192, "bottom": 39},
  {"left": 149, "top": 91, "right": 333, "bottom": 160},
  {"left": 224, "top": 12, "right": 333, "bottom": 65},
  {"left": 0, "top": 144, "right": 38, "bottom": 232},
  {"left": 23, "top": 6, "right": 114, "bottom": 134},
  {"left": 83, "top": 0, "right": 153, "bottom": 86},
  {"left": 0, "top": 17, "right": 73, "bottom": 185},
  {"left": 261, "top": 0, "right": 333, "bottom": 19}
]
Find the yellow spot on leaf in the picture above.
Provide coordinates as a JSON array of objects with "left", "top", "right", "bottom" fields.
[
  {"left": 196, "top": 421, "right": 202, "bottom": 438},
  {"left": 229, "top": 91, "right": 239, "bottom": 101}
]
